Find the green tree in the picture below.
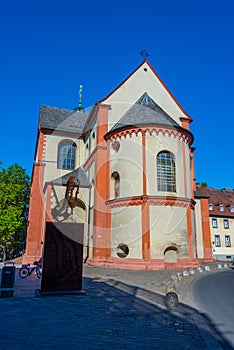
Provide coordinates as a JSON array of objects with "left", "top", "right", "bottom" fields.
[{"left": 0, "top": 162, "right": 30, "bottom": 261}]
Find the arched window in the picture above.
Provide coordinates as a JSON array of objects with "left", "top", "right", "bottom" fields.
[
  {"left": 111, "top": 171, "right": 120, "bottom": 198},
  {"left": 157, "top": 151, "right": 176, "bottom": 192},
  {"left": 57, "top": 141, "right": 76, "bottom": 170}
]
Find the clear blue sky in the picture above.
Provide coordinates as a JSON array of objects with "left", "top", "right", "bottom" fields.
[{"left": 0, "top": 0, "right": 233, "bottom": 189}]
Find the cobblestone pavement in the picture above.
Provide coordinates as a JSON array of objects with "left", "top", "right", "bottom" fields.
[{"left": 0, "top": 263, "right": 232, "bottom": 350}]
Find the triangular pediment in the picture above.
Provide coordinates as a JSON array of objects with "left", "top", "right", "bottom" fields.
[{"left": 99, "top": 60, "right": 191, "bottom": 129}]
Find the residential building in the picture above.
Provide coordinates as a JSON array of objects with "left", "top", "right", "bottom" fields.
[{"left": 195, "top": 187, "right": 234, "bottom": 261}]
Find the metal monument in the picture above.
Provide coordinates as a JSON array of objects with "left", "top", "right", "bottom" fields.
[{"left": 40, "top": 177, "right": 84, "bottom": 295}]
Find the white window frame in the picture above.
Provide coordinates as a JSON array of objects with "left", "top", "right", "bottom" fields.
[
  {"left": 223, "top": 219, "right": 229, "bottom": 229},
  {"left": 214, "top": 235, "right": 221, "bottom": 247},
  {"left": 225, "top": 235, "right": 231, "bottom": 247},
  {"left": 212, "top": 218, "right": 218, "bottom": 228},
  {"left": 219, "top": 204, "right": 224, "bottom": 212}
]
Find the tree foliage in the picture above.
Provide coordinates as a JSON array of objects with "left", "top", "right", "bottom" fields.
[
  {"left": 0, "top": 162, "right": 30, "bottom": 260},
  {"left": 201, "top": 182, "right": 208, "bottom": 188}
]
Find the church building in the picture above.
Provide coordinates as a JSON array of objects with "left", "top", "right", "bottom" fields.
[{"left": 24, "top": 59, "right": 216, "bottom": 270}]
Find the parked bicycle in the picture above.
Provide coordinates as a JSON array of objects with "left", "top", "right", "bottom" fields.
[{"left": 19, "top": 260, "right": 42, "bottom": 279}]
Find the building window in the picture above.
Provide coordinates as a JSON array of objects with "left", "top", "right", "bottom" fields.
[
  {"left": 219, "top": 204, "right": 224, "bottom": 212},
  {"left": 57, "top": 141, "right": 76, "bottom": 170},
  {"left": 157, "top": 151, "right": 176, "bottom": 192},
  {"left": 225, "top": 235, "right": 231, "bottom": 247},
  {"left": 212, "top": 218, "right": 218, "bottom": 228},
  {"left": 208, "top": 203, "right": 213, "bottom": 210},
  {"left": 230, "top": 206, "right": 234, "bottom": 213},
  {"left": 214, "top": 235, "right": 221, "bottom": 247},
  {"left": 111, "top": 171, "right": 120, "bottom": 198},
  {"left": 224, "top": 219, "right": 229, "bottom": 229}
]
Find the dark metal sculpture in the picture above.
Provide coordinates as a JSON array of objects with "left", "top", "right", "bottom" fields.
[{"left": 65, "top": 176, "right": 80, "bottom": 213}]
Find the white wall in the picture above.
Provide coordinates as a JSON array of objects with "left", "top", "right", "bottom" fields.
[
  {"left": 150, "top": 206, "right": 188, "bottom": 259},
  {"left": 111, "top": 206, "right": 142, "bottom": 259},
  {"left": 194, "top": 200, "right": 204, "bottom": 259},
  {"left": 109, "top": 133, "right": 143, "bottom": 199},
  {"left": 43, "top": 133, "right": 86, "bottom": 184},
  {"left": 184, "top": 142, "right": 192, "bottom": 198}
]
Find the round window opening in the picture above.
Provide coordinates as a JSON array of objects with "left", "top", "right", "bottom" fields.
[
  {"left": 116, "top": 243, "right": 129, "bottom": 258},
  {"left": 111, "top": 171, "right": 120, "bottom": 181}
]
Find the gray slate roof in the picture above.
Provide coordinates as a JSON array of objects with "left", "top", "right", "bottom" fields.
[
  {"left": 39, "top": 105, "right": 88, "bottom": 134},
  {"left": 110, "top": 92, "right": 180, "bottom": 132},
  {"left": 52, "top": 167, "right": 91, "bottom": 188}
]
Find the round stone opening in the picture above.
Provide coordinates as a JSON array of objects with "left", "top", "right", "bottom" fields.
[{"left": 116, "top": 243, "right": 129, "bottom": 258}]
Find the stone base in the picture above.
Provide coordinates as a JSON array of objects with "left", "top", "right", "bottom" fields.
[{"left": 87, "top": 257, "right": 201, "bottom": 271}]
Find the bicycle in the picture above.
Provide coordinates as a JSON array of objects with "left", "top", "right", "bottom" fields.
[{"left": 19, "top": 261, "right": 42, "bottom": 279}]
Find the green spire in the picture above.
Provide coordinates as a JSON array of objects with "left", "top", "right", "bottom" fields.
[
  {"left": 78, "top": 84, "right": 83, "bottom": 110},
  {"left": 74, "top": 85, "right": 84, "bottom": 112}
]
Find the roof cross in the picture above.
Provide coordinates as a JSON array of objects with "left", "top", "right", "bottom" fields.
[{"left": 139, "top": 49, "right": 150, "bottom": 60}]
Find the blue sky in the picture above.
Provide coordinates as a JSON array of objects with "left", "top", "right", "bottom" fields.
[{"left": 0, "top": 0, "right": 233, "bottom": 189}]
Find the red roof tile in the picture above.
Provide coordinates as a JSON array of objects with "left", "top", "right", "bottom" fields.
[{"left": 195, "top": 187, "right": 234, "bottom": 218}]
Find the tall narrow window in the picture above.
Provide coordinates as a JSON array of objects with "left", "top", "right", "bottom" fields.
[
  {"left": 225, "top": 235, "right": 231, "bottom": 247},
  {"left": 224, "top": 219, "right": 229, "bottom": 229},
  {"left": 112, "top": 171, "right": 120, "bottom": 199},
  {"left": 212, "top": 218, "right": 218, "bottom": 228},
  {"left": 214, "top": 235, "right": 221, "bottom": 247},
  {"left": 57, "top": 141, "right": 76, "bottom": 170},
  {"left": 157, "top": 151, "right": 176, "bottom": 192}
]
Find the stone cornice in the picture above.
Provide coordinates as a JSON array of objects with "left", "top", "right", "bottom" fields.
[
  {"left": 34, "top": 161, "right": 46, "bottom": 167},
  {"left": 106, "top": 195, "right": 195, "bottom": 209},
  {"left": 105, "top": 125, "right": 193, "bottom": 145}
]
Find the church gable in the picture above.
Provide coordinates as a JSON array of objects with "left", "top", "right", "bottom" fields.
[{"left": 99, "top": 60, "right": 191, "bottom": 129}]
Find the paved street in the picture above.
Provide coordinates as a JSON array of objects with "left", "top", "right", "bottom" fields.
[
  {"left": 192, "top": 269, "right": 234, "bottom": 349},
  {"left": 0, "top": 264, "right": 232, "bottom": 349}
]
